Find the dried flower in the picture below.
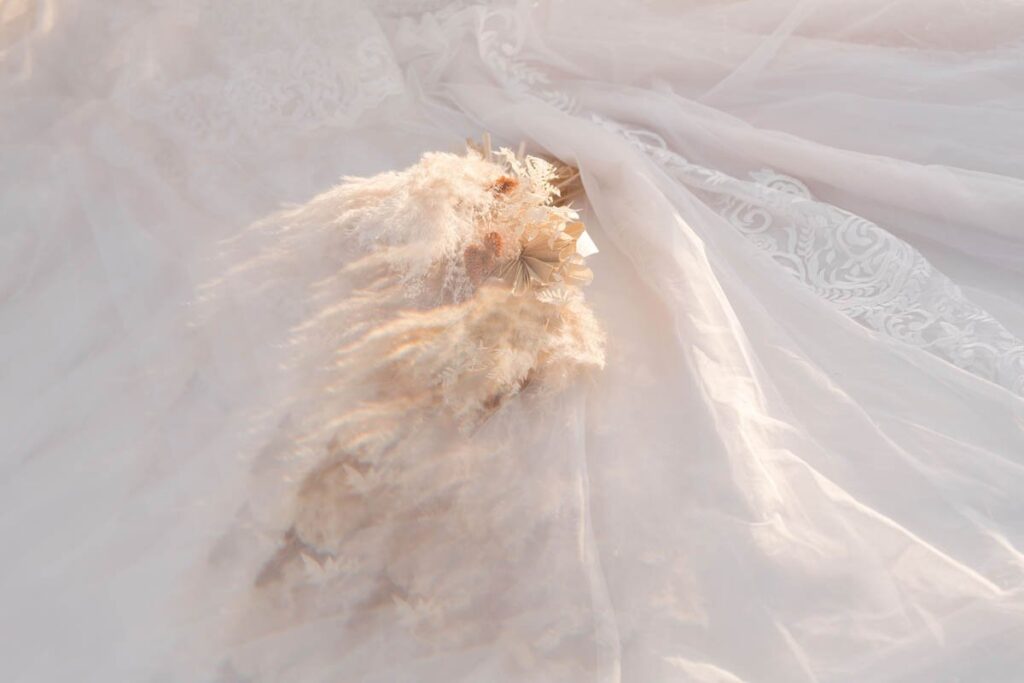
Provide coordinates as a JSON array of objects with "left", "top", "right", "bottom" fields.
[
  {"left": 498, "top": 221, "right": 594, "bottom": 295},
  {"left": 491, "top": 175, "right": 518, "bottom": 195},
  {"left": 483, "top": 231, "right": 504, "bottom": 256},
  {"left": 235, "top": 136, "right": 606, "bottom": 616},
  {"left": 463, "top": 231, "right": 504, "bottom": 285}
]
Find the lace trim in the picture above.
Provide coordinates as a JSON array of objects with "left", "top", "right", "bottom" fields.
[
  {"left": 477, "top": 8, "right": 579, "bottom": 114},
  {"left": 600, "top": 119, "right": 1024, "bottom": 396},
  {"left": 113, "top": 0, "right": 403, "bottom": 147}
]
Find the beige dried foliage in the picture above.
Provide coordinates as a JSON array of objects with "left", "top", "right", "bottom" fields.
[{"left": 215, "top": 141, "right": 605, "bottom": 654}]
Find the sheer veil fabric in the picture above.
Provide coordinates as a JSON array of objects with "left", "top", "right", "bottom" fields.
[{"left": 3, "top": 1, "right": 1024, "bottom": 681}]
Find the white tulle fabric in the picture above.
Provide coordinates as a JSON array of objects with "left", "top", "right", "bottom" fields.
[{"left": 4, "top": 1, "right": 1024, "bottom": 681}]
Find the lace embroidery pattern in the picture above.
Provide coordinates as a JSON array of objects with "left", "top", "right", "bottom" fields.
[
  {"left": 477, "top": 8, "right": 579, "bottom": 114},
  {"left": 113, "top": 0, "right": 403, "bottom": 147},
  {"left": 456, "top": 13, "right": 1024, "bottom": 395},
  {"left": 602, "top": 120, "right": 1024, "bottom": 396}
]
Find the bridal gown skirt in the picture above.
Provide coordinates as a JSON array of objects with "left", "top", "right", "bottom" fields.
[{"left": 4, "top": 1, "right": 1024, "bottom": 681}]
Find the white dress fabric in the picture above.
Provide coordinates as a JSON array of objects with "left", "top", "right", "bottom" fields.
[{"left": 4, "top": 1, "right": 1024, "bottom": 681}]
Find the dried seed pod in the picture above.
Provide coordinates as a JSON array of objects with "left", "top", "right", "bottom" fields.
[
  {"left": 483, "top": 231, "right": 504, "bottom": 257},
  {"left": 490, "top": 175, "right": 518, "bottom": 195},
  {"left": 463, "top": 244, "right": 495, "bottom": 285}
]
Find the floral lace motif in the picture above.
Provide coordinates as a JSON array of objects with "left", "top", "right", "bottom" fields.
[
  {"left": 477, "top": 8, "right": 579, "bottom": 114},
  {"left": 113, "top": 0, "right": 403, "bottom": 148},
  {"left": 465, "top": 12, "right": 1024, "bottom": 395},
  {"left": 603, "top": 120, "right": 1024, "bottom": 396}
]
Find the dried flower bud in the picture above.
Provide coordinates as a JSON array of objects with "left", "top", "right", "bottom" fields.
[
  {"left": 484, "top": 231, "right": 504, "bottom": 257},
  {"left": 490, "top": 175, "right": 518, "bottom": 195},
  {"left": 463, "top": 244, "right": 495, "bottom": 285}
]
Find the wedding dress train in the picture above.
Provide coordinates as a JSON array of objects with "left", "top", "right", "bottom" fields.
[{"left": 3, "top": 1, "right": 1024, "bottom": 681}]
